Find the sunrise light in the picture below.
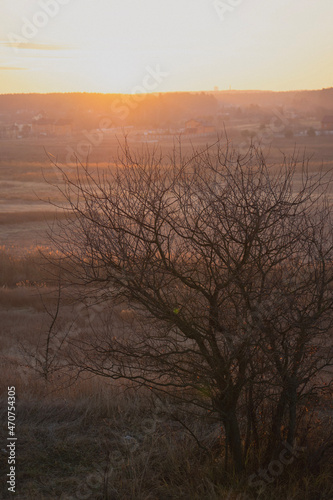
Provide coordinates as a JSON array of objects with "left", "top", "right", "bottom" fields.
[{"left": 0, "top": 0, "right": 332, "bottom": 94}]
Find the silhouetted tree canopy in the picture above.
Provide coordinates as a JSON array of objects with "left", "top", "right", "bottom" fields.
[{"left": 48, "top": 140, "right": 333, "bottom": 473}]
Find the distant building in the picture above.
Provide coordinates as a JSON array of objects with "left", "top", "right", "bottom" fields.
[
  {"left": 0, "top": 124, "right": 19, "bottom": 139},
  {"left": 321, "top": 115, "right": 333, "bottom": 131},
  {"left": 32, "top": 118, "right": 55, "bottom": 136},
  {"left": 31, "top": 118, "right": 73, "bottom": 136},
  {"left": 54, "top": 119, "right": 72, "bottom": 136},
  {"left": 0, "top": 122, "right": 34, "bottom": 139},
  {"left": 184, "top": 119, "right": 215, "bottom": 136}
]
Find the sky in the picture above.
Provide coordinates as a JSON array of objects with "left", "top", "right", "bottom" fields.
[{"left": 0, "top": 0, "right": 332, "bottom": 94}]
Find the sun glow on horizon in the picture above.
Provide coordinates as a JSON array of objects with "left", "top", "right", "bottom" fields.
[{"left": 0, "top": 0, "right": 332, "bottom": 94}]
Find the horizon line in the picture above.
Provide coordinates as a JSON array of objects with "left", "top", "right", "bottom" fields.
[{"left": 0, "top": 87, "right": 332, "bottom": 97}]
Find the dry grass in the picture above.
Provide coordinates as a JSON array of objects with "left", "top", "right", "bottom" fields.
[
  {"left": 0, "top": 212, "right": 66, "bottom": 226},
  {"left": 0, "top": 260, "right": 332, "bottom": 498},
  {"left": 0, "top": 305, "right": 332, "bottom": 500},
  {"left": 0, "top": 246, "right": 62, "bottom": 285},
  {"left": 0, "top": 373, "right": 332, "bottom": 499}
]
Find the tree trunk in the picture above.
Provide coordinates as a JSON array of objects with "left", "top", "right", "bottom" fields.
[
  {"left": 287, "top": 379, "right": 298, "bottom": 446},
  {"left": 222, "top": 411, "right": 245, "bottom": 474},
  {"left": 244, "top": 384, "right": 259, "bottom": 465},
  {"left": 266, "top": 388, "right": 288, "bottom": 460}
]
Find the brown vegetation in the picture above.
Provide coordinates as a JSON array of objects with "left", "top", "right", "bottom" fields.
[
  {"left": 45, "top": 140, "right": 333, "bottom": 476},
  {"left": 0, "top": 253, "right": 332, "bottom": 498},
  {"left": 1, "top": 137, "right": 333, "bottom": 498}
]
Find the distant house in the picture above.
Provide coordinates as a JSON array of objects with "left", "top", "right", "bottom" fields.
[
  {"left": 32, "top": 118, "right": 55, "bottom": 136},
  {"left": 184, "top": 119, "right": 215, "bottom": 136},
  {"left": 321, "top": 116, "right": 333, "bottom": 131},
  {"left": 32, "top": 118, "right": 73, "bottom": 136},
  {"left": 0, "top": 122, "right": 33, "bottom": 139},
  {"left": 54, "top": 119, "right": 72, "bottom": 136},
  {"left": 0, "top": 124, "right": 19, "bottom": 139}
]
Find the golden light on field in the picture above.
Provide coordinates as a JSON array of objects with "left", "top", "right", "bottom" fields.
[{"left": 0, "top": 0, "right": 332, "bottom": 93}]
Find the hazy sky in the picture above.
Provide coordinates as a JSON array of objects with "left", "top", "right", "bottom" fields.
[{"left": 0, "top": 0, "right": 332, "bottom": 94}]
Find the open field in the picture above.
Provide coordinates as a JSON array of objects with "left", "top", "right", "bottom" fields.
[
  {"left": 1, "top": 133, "right": 333, "bottom": 252},
  {"left": 1, "top": 134, "right": 333, "bottom": 498},
  {"left": 0, "top": 281, "right": 332, "bottom": 499}
]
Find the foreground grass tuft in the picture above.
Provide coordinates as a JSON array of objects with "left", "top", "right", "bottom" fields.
[{"left": 0, "top": 376, "right": 332, "bottom": 499}]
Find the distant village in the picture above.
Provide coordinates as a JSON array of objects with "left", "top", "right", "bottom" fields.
[{"left": 1, "top": 90, "right": 333, "bottom": 141}]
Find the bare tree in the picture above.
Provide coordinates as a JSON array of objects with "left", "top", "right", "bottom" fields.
[
  {"left": 48, "top": 140, "right": 333, "bottom": 473},
  {"left": 20, "top": 266, "right": 79, "bottom": 384}
]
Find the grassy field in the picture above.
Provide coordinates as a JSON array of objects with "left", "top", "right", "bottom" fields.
[
  {"left": 0, "top": 280, "right": 333, "bottom": 500},
  {"left": 0, "top": 134, "right": 333, "bottom": 498},
  {"left": 0, "top": 278, "right": 332, "bottom": 499},
  {"left": 1, "top": 133, "right": 333, "bottom": 250}
]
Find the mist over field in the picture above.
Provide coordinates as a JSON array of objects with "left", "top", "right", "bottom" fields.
[
  {"left": 0, "top": 89, "right": 332, "bottom": 499},
  {"left": 1, "top": 89, "right": 333, "bottom": 251}
]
